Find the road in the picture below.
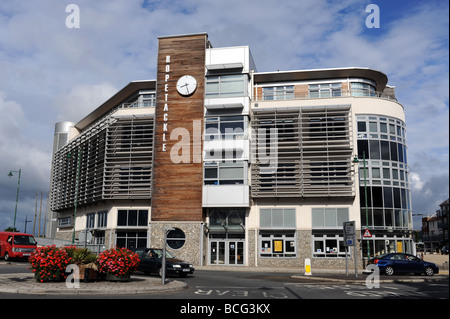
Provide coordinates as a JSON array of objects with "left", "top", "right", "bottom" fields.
[{"left": 1, "top": 261, "right": 448, "bottom": 301}]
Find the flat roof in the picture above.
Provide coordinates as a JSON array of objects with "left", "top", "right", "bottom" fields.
[
  {"left": 75, "top": 80, "right": 156, "bottom": 131},
  {"left": 157, "top": 32, "right": 208, "bottom": 39},
  {"left": 254, "top": 67, "right": 388, "bottom": 91}
]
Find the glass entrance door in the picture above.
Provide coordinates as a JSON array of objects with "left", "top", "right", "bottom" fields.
[
  {"left": 210, "top": 241, "right": 225, "bottom": 265},
  {"left": 210, "top": 240, "right": 244, "bottom": 265},
  {"left": 228, "top": 241, "right": 244, "bottom": 265}
]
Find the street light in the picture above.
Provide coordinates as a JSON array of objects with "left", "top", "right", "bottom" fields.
[
  {"left": 8, "top": 169, "right": 21, "bottom": 231},
  {"left": 24, "top": 216, "right": 32, "bottom": 233},
  {"left": 353, "top": 151, "right": 371, "bottom": 267}
]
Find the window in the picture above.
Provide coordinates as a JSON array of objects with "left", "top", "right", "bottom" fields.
[
  {"left": 206, "top": 74, "right": 247, "bottom": 98},
  {"left": 351, "top": 82, "right": 375, "bottom": 96},
  {"left": 260, "top": 208, "right": 296, "bottom": 229},
  {"left": 126, "top": 93, "right": 156, "bottom": 108},
  {"left": 259, "top": 232, "right": 296, "bottom": 258},
  {"left": 58, "top": 216, "right": 72, "bottom": 228},
  {"left": 312, "top": 208, "right": 349, "bottom": 228},
  {"left": 167, "top": 228, "right": 186, "bottom": 250},
  {"left": 309, "top": 83, "right": 342, "bottom": 98},
  {"left": 117, "top": 209, "right": 148, "bottom": 227},
  {"left": 86, "top": 213, "right": 95, "bottom": 229},
  {"left": 357, "top": 121, "right": 366, "bottom": 132},
  {"left": 97, "top": 210, "right": 108, "bottom": 228},
  {"left": 369, "top": 122, "right": 378, "bottom": 132},
  {"left": 208, "top": 208, "right": 245, "bottom": 232},
  {"left": 205, "top": 116, "right": 246, "bottom": 140},
  {"left": 141, "top": 94, "right": 156, "bottom": 107},
  {"left": 204, "top": 161, "right": 246, "bottom": 185},
  {"left": 369, "top": 140, "right": 381, "bottom": 159},
  {"left": 116, "top": 231, "right": 147, "bottom": 250},
  {"left": 312, "top": 233, "right": 348, "bottom": 257},
  {"left": 262, "top": 86, "right": 294, "bottom": 100}
]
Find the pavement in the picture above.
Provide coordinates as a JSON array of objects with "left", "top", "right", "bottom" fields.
[
  {"left": 0, "top": 271, "right": 187, "bottom": 295},
  {"left": 0, "top": 253, "right": 447, "bottom": 295}
]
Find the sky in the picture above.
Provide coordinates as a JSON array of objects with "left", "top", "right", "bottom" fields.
[{"left": 0, "top": 0, "right": 448, "bottom": 233}]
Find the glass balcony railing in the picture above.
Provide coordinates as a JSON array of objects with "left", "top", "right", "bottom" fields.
[{"left": 255, "top": 89, "right": 397, "bottom": 102}]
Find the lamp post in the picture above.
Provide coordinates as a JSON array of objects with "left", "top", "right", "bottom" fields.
[
  {"left": 8, "top": 169, "right": 21, "bottom": 231},
  {"left": 24, "top": 216, "right": 32, "bottom": 233},
  {"left": 353, "top": 151, "right": 370, "bottom": 267}
]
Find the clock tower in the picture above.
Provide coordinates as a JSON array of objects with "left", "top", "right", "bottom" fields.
[{"left": 150, "top": 33, "right": 208, "bottom": 264}]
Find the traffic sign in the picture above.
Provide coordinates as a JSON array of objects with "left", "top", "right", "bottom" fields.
[
  {"left": 363, "top": 228, "right": 372, "bottom": 238},
  {"left": 343, "top": 221, "right": 356, "bottom": 247}
]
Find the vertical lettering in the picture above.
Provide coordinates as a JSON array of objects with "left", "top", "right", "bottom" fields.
[{"left": 162, "top": 55, "right": 171, "bottom": 152}]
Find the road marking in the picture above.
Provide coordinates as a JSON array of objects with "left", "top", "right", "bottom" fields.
[{"left": 193, "top": 286, "right": 290, "bottom": 299}]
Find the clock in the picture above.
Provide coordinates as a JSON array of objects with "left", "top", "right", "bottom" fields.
[{"left": 176, "top": 75, "right": 197, "bottom": 96}]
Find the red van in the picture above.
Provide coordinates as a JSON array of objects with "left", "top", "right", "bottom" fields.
[{"left": 0, "top": 232, "right": 37, "bottom": 261}]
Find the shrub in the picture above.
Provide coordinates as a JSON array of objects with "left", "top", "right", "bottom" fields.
[
  {"left": 97, "top": 247, "right": 140, "bottom": 278},
  {"left": 29, "top": 245, "right": 72, "bottom": 282}
]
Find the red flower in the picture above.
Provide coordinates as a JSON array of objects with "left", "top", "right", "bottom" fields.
[{"left": 97, "top": 247, "right": 140, "bottom": 277}]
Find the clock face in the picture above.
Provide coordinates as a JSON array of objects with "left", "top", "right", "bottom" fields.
[{"left": 176, "top": 75, "right": 197, "bottom": 96}]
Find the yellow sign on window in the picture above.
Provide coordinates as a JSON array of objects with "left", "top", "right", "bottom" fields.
[
  {"left": 274, "top": 240, "right": 283, "bottom": 253},
  {"left": 396, "top": 241, "right": 403, "bottom": 253}
]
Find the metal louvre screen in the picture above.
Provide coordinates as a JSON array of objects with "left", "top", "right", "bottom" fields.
[
  {"left": 50, "top": 116, "right": 154, "bottom": 211},
  {"left": 103, "top": 116, "right": 154, "bottom": 199},
  {"left": 50, "top": 120, "right": 108, "bottom": 211},
  {"left": 251, "top": 105, "right": 355, "bottom": 198}
]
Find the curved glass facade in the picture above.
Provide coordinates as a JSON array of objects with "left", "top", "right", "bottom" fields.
[{"left": 356, "top": 114, "right": 413, "bottom": 256}]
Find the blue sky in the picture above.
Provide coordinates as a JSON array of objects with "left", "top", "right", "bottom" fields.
[{"left": 0, "top": 0, "right": 448, "bottom": 232}]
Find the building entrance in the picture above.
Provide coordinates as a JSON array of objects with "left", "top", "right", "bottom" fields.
[{"left": 209, "top": 239, "right": 244, "bottom": 265}]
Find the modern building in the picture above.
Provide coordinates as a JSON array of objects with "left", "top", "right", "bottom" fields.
[
  {"left": 47, "top": 33, "right": 414, "bottom": 269},
  {"left": 421, "top": 198, "right": 449, "bottom": 252}
]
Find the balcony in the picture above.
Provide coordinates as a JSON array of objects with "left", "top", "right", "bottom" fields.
[{"left": 254, "top": 89, "right": 397, "bottom": 102}]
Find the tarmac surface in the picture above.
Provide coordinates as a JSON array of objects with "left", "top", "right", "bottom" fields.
[{"left": 0, "top": 253, "right": 447, "bottom": 295}]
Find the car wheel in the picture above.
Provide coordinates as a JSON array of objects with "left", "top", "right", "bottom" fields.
[
  {"left": 424, "top": 266, "right": 434, "bottom": 276},
  {"left": 158, "top": 267, "right": 163, "bottom": 277},
  {"left": 4, "top": 252, "right": 10, "bottom": 261},
  {"left": 385, "top": 265, "right": 394, "bottom": 276}
]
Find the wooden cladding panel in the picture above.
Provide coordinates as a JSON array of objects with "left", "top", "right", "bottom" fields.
[{"left": 151, "top": 34, "right": 207, "bottom": 221}]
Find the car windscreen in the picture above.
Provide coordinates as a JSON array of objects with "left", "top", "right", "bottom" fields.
[
  {"left": 13, "top": 235, "right": 37, "bottom": 245},
  {"left": 152, "top": 249, "right": 176, "bottom": 259}
]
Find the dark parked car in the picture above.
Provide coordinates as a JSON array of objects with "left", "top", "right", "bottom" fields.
[
  {"left": 368, "top": 253, "right": 439, "bottom": 276},
  {"left": 441, "top": 246, "right": 449, "bottom": 255},
  {"left": 134, "top": 248, "right": 195, "bottom": 278}
]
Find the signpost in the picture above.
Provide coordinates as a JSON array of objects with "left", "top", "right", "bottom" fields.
[
  {"left": 162, "top": 227, "right": 175, "bottom": 285},
  {"left": 343, "top": 221, "right": 358, "bottom": 277}
]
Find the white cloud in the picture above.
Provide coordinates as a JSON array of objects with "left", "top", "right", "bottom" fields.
[
  {"left": 0, "top": 0, "right": 448, "bottom": 230},
  {"left": 410, "top": 172, "right": 425, "bottom": 192},
  {"left": 54, "top": 82, "right": 118, "bottom": 123},
  {"left": 0, "top": 92, "right": 52, "bottom": 230}
]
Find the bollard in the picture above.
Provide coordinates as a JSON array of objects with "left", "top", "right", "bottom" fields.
[{"left": 304, "top": 258, "right": 312, "bottom": 276}]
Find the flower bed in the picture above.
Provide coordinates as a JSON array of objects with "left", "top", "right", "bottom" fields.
[
  {"left": 29, "top": 245, "right": 72, "bottom": 282},
  {"left": 30, "top": 245, "right": 139, "bottom": 283},
  {"left": 97, "top": 247, "right": 140, "bottom": 280}
]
